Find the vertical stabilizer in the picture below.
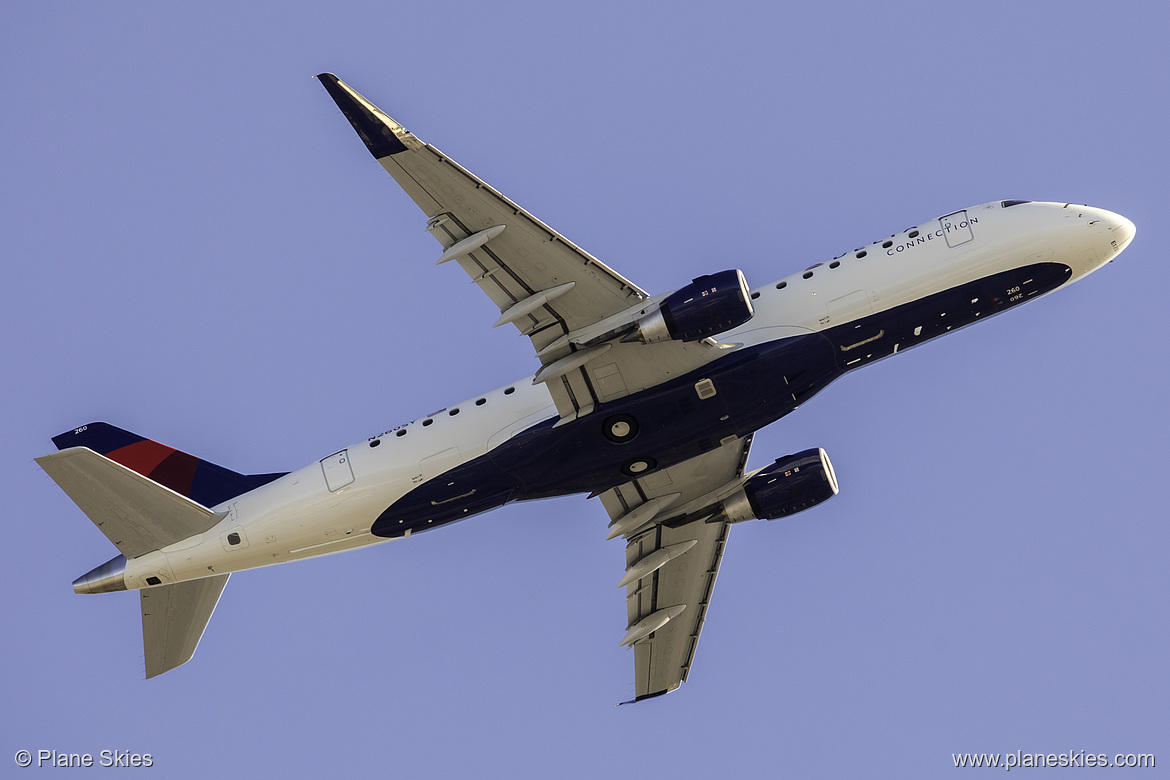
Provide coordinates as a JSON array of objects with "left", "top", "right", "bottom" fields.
[
  {"left": 50, "top": 423, "right": 285, "bottom": 508},
  {"left": 40, "top": 423, "right": 259, "bottom": 678}
]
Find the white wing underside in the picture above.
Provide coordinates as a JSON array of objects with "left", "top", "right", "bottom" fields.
[
  {"left": 317, "top": 74, "right": 719, "bottom": 422},
  {"left": 319, "top": 74, "right": 754, "bottom": 701},
  {"left": 599, "top": 434, "right": 754, "bottom": 702}
]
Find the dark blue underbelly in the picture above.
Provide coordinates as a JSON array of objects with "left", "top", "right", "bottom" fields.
[{"left": 371, "top": 262, "right": 1072, "bottom": 537}]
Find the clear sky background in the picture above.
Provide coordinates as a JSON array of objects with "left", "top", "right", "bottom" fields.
[{"left": 3, "top": 2, "right": 1166, "bottom": 777}]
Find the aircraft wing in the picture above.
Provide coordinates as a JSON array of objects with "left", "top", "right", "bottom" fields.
[
  {"left": 318, "top": 74, "right": 718, "bottom": 420},
  {"left": 598, "top": 433, "right": 754, "bottom": 702}
]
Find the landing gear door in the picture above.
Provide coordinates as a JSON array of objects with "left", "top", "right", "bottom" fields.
[
  {"left": 940, "top": 210, "right": 974, "bottom": 248},
  {"left": 321, "top": 449, "right": 355, "bottom": 492}
]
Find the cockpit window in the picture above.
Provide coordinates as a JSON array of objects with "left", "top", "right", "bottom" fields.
[{"left": 1002, "top": 200, "right": 1031, "bottom": 208}]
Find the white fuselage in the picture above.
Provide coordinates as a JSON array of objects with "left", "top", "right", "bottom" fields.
[{"left": 121, "top": 201, "right": 1134, "bottom": 591}]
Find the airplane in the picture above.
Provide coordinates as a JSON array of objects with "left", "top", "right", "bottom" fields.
[{"left": 37, "top": 73, "right": 1136, "bottom": 702}]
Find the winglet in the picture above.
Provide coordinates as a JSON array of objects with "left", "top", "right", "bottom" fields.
[
  {"left": 617, "top": 689, "right": 672, "bottom": 706},
  {"left": 316, "top": 73, "right": 413, "bottom": 159}
]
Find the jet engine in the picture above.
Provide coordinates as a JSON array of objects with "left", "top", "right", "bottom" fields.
[
  {"left": 630, "top": 269, "right": 753, "bottom": 343},
  {"left": 723, "top": 448, "right": 839, "bottom": 522}
]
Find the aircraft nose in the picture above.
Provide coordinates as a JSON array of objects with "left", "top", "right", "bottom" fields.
[
  {"left": 1105, "top": 211, "right": 1137, "bottom": 252},
  {"left": 1079, "top": 205, "right": 1136, "bottom": 261}
]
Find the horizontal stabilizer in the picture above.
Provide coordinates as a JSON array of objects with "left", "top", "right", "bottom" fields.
[
  {"left": 36, "top": 448, "right": 222, "bottom": 559},
  {"left": 141, "top": 574, "right": 229, "bottom": 678}
]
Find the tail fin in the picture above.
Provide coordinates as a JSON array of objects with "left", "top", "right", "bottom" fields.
[
  {"left": 39, "top": 423, "right": 276, "bottom": 678},
  {"left": 50, "top": 422, "right": 285, "bottom": 508}
]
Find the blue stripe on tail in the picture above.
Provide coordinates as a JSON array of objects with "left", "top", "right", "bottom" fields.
[{"left": 52, "top": 423, "right": 286, "bottom": 508}]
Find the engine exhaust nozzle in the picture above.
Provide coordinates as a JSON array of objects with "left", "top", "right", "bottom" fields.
[{"left": 73, "top": 554, "right": 128, "bottom": 594}]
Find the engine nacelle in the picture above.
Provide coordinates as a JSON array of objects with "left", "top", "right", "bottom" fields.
[
  {"left": 723, "top": 448, "right": 839, "bottom": 522},
  {"left": 633, "top": 269, "right": 753, "bottom": 343}
]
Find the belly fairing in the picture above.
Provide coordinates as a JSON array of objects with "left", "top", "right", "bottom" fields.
[{"left": 371, "top": 261, "right": 1072, "bottom": 538}]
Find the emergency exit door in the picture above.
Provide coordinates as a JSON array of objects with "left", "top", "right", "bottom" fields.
[
  {"left": 321, "top": 449, "right": 355, "bottom": 492},
  {"left": 940, "top": 210, "right": 974, "bottom": 248}
]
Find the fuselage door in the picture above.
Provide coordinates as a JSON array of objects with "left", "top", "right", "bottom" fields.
[
  {"left": 321, "top": 449, "right": 355, "bottom": 492},
  {"left": 827, "top": 290, "right": 873, "bottom": 326},
  {"left": 939, "top": 210, "right": 974, "bottom": 248},
  {"left": 420, "top": 447, "right": 461, "bottom": 481}
]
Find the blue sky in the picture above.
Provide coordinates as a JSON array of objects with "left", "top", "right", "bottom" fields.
[{"left": 3, "top": 1, "right": 1166, "bottom": 776}]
